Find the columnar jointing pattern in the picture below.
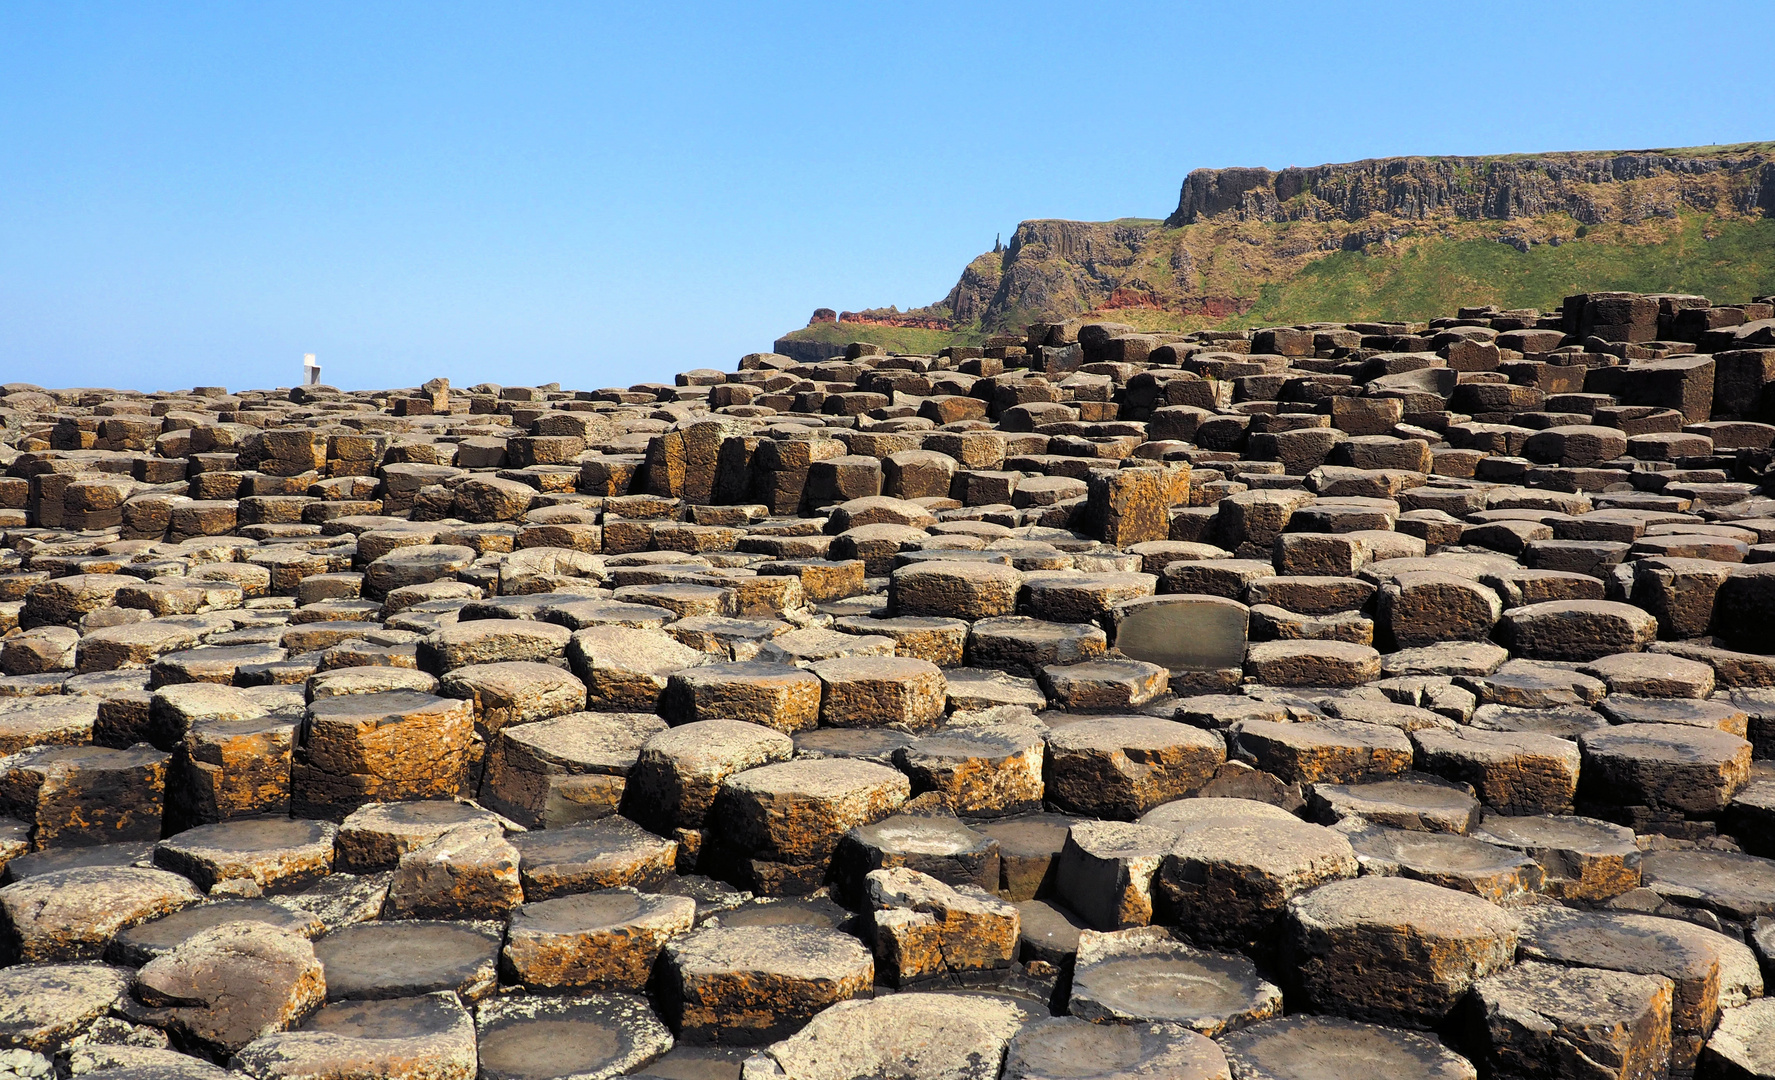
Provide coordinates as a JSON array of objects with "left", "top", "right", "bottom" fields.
[{"left": 1, "top": 290, "right": 1775, "bottom": 1079}]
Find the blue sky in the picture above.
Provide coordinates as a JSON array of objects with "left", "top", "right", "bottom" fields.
[{"left": 2, "top": 1, "right": 1770, "bottom": 392}]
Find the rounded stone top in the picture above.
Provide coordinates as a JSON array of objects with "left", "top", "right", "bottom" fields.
[
  {"left": 760, "top": 991, "right": 1033, "bottom": 1080},
  {"left": 474, "top": 993, "right": 671, "bottom": 1080},
  {"left": 673, "top": 661, "right": 818, "bottom": 685},
  {"left": 501, "top": 710, "right": 665, "bottom": 770},
  {"left": 305, "top": 690, "right": 466, "bottom": 723},
  {"left": 640, "top": 719, "right": 793, "bottom": 772},
  {"left": 666, "top": 923, "right": 873, "bottom": 981},
  {"left": 1004, "top": 1016, "right": 1229, "bottom": 1079},
  {"left": 300, "top": 992, "right": 470, "bottom": 1041},
  {"left": 4, "top": 743, "right": 167, "bottom": 773},
  {"left": 1139, "top": 796, "right": 1299, "bottom": 833},
  {"left": 1599, "top": 695, "right": 1746, "bottom": 732},
  {"left": 1046, "top": 715, "right": 1224, "bottom": 753},
  {"left": 1218, "top": 1014, "right": 1479, "bottom": 1079},
  {"left": 1509, "top": 598, "right": 1644, "bottom": 617},
  {"left": 1474, "top": 812, "right": 1637, "bottom": 855},
  {"left": 341, "top": 799, "right": 494, "bottom": 831},
  {"left": 850, "top": 814, "right": 992, "bottom": 857},
  {"left": 1581, "top": 722, "right": 1752, "bottom": 762},
  {"left": 368, "top": 543, "right": 477, "bottom": 566},
  {"left": 723, "top": 757, "right": 911, "bottom": 800},
  {"left": 1313, "top": 775, "right": 1481, "bottom": 816},
  {"left": 0, "top": 961, "right": 134, "bottom": 1053},
  {"left": 895, "top": 559, "right": 1023, "bottom": 579},
  {"left": 1168, "top": 816, "right": 1357, "bottom": 878},
  {"left": 1347, "top": 827, "right": 1537, "bottom": 876},
  {"left": 792, "top": 727, "right": 918, "bottom": 763},
  {"left": 110, "top": 898, "right": 320, "bottom": 965},
  {"left": 512, "top": 888, "right": 695, "bottom": 935},
  {"left": 905, "top": 723, "right": 1045, "bottom": 758},
  {"left": 809, "top": 655, "right": 943, "bottom": 682},
  {"left": 312, "top": 920, "right": 500, "bottom": 1001},
  {"left": 1287, "top": 875, "right": 1520, "bottom": 940},
  {"left": 158, "top": 816, "right": 333, "bottom": 855}
]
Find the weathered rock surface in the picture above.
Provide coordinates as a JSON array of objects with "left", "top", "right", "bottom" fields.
[
  {"left": 662, "top": 924, "right": 873, "bottom": 1045},
  {"left": 4, "top": 288, "right": 1775, "bottom": 1079},
  {"left": 234, "top": 992, "right": 479, "bottom": 1080},
  {"left": 1284, "top": 876, "right": 1519, "bottom": 1028}
]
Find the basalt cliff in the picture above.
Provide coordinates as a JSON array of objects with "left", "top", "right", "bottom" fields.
[{"left": 777, "top": 143, "right": 1775, "bottom": 358}]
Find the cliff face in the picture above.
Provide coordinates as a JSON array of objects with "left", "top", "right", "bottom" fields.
[
  {"left": 1167, "top": 147, "right": 1775, "bottom": 227},
  {"left": 942, "top": 219, "right": 1160, "bottom": 330},
  {"left": 774, "top": 143, "right": 1775, "bottom": 349}
]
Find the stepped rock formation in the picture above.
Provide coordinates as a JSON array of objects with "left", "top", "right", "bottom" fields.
[{"left": 2, "top": 285, "right": 1775, "bottom": 1077}]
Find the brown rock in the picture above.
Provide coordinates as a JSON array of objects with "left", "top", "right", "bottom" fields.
[
  {"left": 1472, "top": 960, "right": 1672, "bottom": 1080},
  {"left": 0, "top": 866, "right": 203, "bottom": 963},
  {"left": 1284, "top": 876, "right": 1519, "bottom": 1028},
  {"left": 1243, "top": 641, "right": 1381, "bottom": 688},
  {"left": 1002, "top": 1017, "right": 1231, "bottom": 1080},
  {"left": 480, "top": 710, "right": 665, "bottom": 829},
  {"left": 1219, "top": 1015, "right": 1478, "bottom": 1080},
  {"left": 1343, "top": 826, "right": 1544, "bottom": 905},
  {"left": 568, "top": 626, "right": 706, "bottom": 713},
  {"left": 334, "top": 800, "right": 504, "bottom": 873},
  {"left": 1377, "top": 571, "right": 1502, "bottom": 649},
  {"left": 108, "top": 898, "right": 322, "bottom": 967},
  {"left": 865, "top": 866, "right": 1019, "bottom": 986},
  {"left": 0, "top": 743, "right": 168, "bottom": 849},
  {"left": 291, "top": 692, "right": 473, "bottom": 820},
  {"left": 0, "top": 961, "right": 131, "bottom": 1053},
  {"left": 831, "top": 812, "right": 1001, "bottom": 904},
  {"left": 713, "top": 759, "right": 909, "bottom": 891},
  {"left": 233, "top": 992, "right": 478, "bottom": 1080},
  {"left": 1412, "top": 726, "right": 1582, "bottom": 815},
  {"left": 438, "top": 660, "right": 586, "bottom": 743},
  {"left": 154, "top": 817, "right": 337, "bottom": 894},
  {"left": 503, "top": 887, "right": 696, "bottom": 993},
  {"left": 132, "top": 922, "right": 325, "bottom": 1057},
  {"left": 311, "top": 920, "right": 499, "bottom": 1001},
  {"left": 168, "top": 713, "right": 299, "bottom": 829},
  {"left": 509, "top": 817, "right": 677, "bottom": 900},
  {"left": 1155, "top": 813, "right": 1357, "bottom": 951},
  {"left": 1068, "top": 927, "right": 1282, "bottom": 1036},
  {"left": 1056, "top": 821, "right": 1175, "bottom": 931},
  {"left": 1232, "top": 719, "right": 1413, "bottom": 786},
  {"left": 1043, "top": 716, "right": 1225, "bottom": 819},
  {"left": 812, "top": 656, "right": 946, "bottom": 730},
  {"left": 748, "top": 990, "right": 1030, "bottom": 1080},
  {"left": 1499, "top": 600, "right": 1658, "bottom": 662},
  {"left": 662, "top": 924, "right": 874, "bottom": 1045},
  {"left": 893, "top": 724, "right": 1046, "bottom": 818},
  {"left": 661, "top": 662, "right": 821, "bottom": 734},
  {"left": 419, "top": 619, "right": 573, "bottom": 673},
  {"left": 1474, "top": 812, "right": 1641, "bottom": 902},
  {"left": 623, "top": 719, "right": 793, "bottom": 836},
  {"left": 1579, "top": 723, "right": 1752, "bottom": 818},
  {"left": 382, "top": 822, "right": 523, "bottom": 920},
  {"left": 889, "top": 561, "right": 1023, "bottom": 620}
]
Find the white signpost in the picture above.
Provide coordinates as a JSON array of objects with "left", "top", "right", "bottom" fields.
[{"left": 303, "top": 353, "right": 321, "bottom": 386}]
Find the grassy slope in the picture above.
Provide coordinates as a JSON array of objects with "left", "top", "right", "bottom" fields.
[
  {"left": 1233, "top": 212, "right": 1775, "bottom": 327},
  {"left": 776, "top": 320, "right": 983, "bottom": 354}
]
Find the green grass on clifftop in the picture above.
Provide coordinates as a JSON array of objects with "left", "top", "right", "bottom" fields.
[
  {"left": 1232, "top": 213, "right": 1775, "bottom": 328},
  {"left": 777, "top": 321, "right": 983, "bottom": 354}
]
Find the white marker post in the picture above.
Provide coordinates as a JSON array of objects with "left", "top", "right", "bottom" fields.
[{"left": 303, "top": 353, "right": 321, "bottom": 387}]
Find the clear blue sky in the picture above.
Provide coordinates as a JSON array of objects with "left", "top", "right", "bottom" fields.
[{"left": 2, "top": 1, "right": 1770, "bottom": 393}]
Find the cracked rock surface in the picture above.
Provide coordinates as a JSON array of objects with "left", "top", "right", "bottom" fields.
[{"left": 2, "top": 291, "right": 1775, "bottom": 1077}]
